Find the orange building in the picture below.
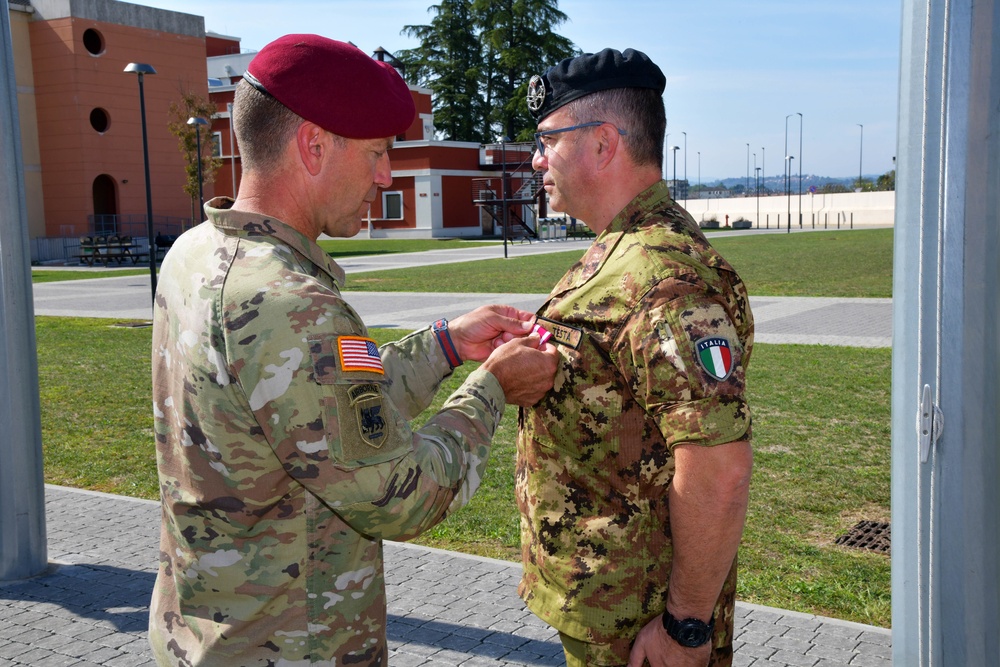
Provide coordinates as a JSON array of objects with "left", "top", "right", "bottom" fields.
[
  {"left": 11, "top": 0, "right": 212, "bottom": 259},
  {"left": 10, "top": 0, "right": 542, "bottom": 262}
]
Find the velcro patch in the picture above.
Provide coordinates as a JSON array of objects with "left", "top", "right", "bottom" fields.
[
  {"left": 535, "top": 316, "right": 583, "bottom": 350},
  {"left": 337, "top": 336, "right": 384, "bottom": 374},
  {"left": 695, "top": 336, "right": 735, "bottom": 381},
  {"left": 349, "top": 383, "right": 387, "bottom": 448}
]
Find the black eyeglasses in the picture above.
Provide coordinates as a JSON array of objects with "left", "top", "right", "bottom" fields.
[{"left": 533, "top": 121, "right": 627, "bottom": 156}]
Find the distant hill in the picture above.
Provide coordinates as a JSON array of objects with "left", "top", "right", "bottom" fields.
[{"left": 701, "top": 174, "right": 880, "bottom": 194}]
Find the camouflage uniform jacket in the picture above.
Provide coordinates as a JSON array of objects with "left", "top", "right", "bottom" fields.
[
  {"left": 149, "top": 198, "right": 505, "bottom": 667},
  {"left": 517, "top": 181, "right": 754, "bottom": 651}
]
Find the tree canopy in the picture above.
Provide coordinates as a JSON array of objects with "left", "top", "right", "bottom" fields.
[
  {"left": 167, "top": 92, "right": 222, "bottom": 221},
  {"left": 399, "top": 0, "right": 578, "bottom": 144}
]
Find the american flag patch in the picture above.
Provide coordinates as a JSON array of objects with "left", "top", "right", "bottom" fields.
[{"left": 337, "top": 336, "right": 385, "bottom": 374}]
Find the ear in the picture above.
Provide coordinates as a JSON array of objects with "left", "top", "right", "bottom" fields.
[
  {"left": 593, "top": 123, "right": 621, "bottom": 170},
  {"left": 295, "top": 122, "right": 326, "bottom": 176}
]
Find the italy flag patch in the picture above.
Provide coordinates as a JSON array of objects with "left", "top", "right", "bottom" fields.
[{"left": 695, "top": 336, "right": 735, "bottom": 381}]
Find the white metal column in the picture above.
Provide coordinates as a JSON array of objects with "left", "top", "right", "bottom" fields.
[
  {"left": 892, "top": 0, "right": 1000, "bottom": 663},
  {"left": 0, "top": 6, "right": 48, "bottom": 581}
]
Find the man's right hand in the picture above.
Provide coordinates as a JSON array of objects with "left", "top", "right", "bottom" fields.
[{"left": 481, "top": 336, "right": 559, "bottom": 406}]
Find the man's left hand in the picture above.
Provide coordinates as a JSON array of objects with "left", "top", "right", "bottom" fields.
[
  {"left": 627, "top": 615, "right": 711, "bottom": 667},
  {"left": 448, "top": 305, "right": 536, "bottom": 362}
]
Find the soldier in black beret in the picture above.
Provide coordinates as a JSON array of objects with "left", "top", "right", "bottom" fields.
[{"left": 517, "top": 49, "right": 754, "bottom": 667}]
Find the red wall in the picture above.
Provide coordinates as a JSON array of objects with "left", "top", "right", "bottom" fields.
[{"left": 30, "top": 17, "right": 211, "bottom": 236}]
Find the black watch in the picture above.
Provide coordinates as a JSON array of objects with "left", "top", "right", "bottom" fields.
[{"left": 661, "top": 609, "right": 715, "bottom": 648}]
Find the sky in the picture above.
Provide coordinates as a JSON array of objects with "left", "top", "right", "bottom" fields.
[{"left": 139, "top": 0, "right": 902, "bottom": 182}]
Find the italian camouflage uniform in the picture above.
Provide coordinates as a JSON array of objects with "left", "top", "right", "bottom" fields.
[
  {"left": 517, "top": 181, "right": 754, "bottom": 665},
  {"left": 149, "top": 197, "right": 505, "bottom": 667}
]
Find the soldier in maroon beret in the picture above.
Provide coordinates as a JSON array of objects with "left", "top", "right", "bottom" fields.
[{"left": 149, "top": 34, "right": 558, "bottom": 667}]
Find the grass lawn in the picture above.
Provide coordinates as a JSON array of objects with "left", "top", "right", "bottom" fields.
[
  {"left": 33, "top": 229, "right": 892, "bottom": 299},
  {"left": 346, "top": 228, "right": 893, "bottom": 298},
  {"left": 35, "top": 317, "right": 891, "bottom": 627}
]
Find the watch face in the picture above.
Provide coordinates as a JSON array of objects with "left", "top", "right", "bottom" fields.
[{"left": 676, "top": 622, "right": 711, "bottom": 647}]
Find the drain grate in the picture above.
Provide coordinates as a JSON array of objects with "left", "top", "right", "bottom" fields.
[{"left": 835, "top": 520, "right": 890, "bottom": 555}]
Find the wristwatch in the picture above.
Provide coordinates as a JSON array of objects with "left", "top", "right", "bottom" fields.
[{"left": 661, "top": 609, "right": 715, "bottom": 648}]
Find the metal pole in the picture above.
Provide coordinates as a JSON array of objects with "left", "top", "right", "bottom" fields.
[
  {"left": 227, "top": 102, "right": 236, "bottom": 196},
  {"left": 0, "top": 5, "right": 48, "bottom": 582},
  {"left": 755, "top": 166, "right": 761, "bottom": 228},
  {"left": 682, "top": 131, "right": 687, "bottom": 206},
  {"left": 785, "top": 156, "right": 793, "bottom": 233},
  {"left": 500, "top": 138, "right": 508, "bottom": 258},
  {"left": 857, "top": 123, "right": 864, "bottom": 190},
  {"left": 125, "top": 63, "right": 157, "bottom": 302},
  {"left": 761, "top": 146, "right": 765, "bottom": 195},
  {"left": 893, "top": 0, "right": 1000, "bottom": 663},
  {"left": 671, "top": 146, "right": 679, "bottom": 198},
  {"left": 797, "top": 112, "right": 803, "bottom": 228}
]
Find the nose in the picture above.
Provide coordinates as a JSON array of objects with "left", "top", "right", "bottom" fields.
[
  {"left": 532, "top": 148, "right": 547, "bottom": 171},
  {"left": 375, "top": 153, "right": 392, "bottom": 188}
]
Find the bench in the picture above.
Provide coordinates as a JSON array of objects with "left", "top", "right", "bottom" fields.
[{"left": 76, "top": 235, "right": 142, "bottom": 267}]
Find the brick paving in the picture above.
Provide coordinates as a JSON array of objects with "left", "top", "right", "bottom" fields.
[{"left": 0, "top": 486, "right": 891, "bottom": 666}]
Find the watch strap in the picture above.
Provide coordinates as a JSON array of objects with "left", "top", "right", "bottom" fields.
[
  {"left": 661, "top": 609, "right": 715, "bottom": 648},
  {"left": 433, "top": 318, "right": 462, "bottom": 370}
]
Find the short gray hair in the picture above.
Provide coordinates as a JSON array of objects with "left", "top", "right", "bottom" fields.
[{"left": 564, "top": 87, "right": 665, "bottom": 169}]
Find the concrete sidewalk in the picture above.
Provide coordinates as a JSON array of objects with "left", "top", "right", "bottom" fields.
[{"left": 0, "top": 486, "right": 891, "bottom": 667}]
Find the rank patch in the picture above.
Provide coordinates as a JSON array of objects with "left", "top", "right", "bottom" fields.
[
  {"left": 349, "top": 383, "right": 387, "bottom": 448},
  {"left": 695, "top": 336, "right": 735, "bottom": 381},
  {"left": 337, "top": 336, "right": 384, "bottom": 374}
]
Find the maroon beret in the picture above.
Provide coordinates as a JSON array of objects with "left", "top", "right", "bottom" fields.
[{"left": 245, "top": 34, "right": 415, "bottom": 139}]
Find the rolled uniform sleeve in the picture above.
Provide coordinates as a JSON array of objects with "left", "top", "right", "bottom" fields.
[
  {"left": 614, "top": 278, "right": 752, "bottom": 450},
  {"left": 226, "top": 279, "right": 504, "bottom": 542}
]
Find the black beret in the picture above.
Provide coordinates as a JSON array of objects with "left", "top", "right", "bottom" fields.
[
  {"left": 245, "top": 34, "right": 415, "bottom": 139},
  {"left": 527, "top": 48, "right": 665, "bottom": 121}
]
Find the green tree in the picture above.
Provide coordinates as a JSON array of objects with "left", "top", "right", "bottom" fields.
[
  {"left": 400, "top": 1, "right": 485, "bottom": 142},
  {"left": 474, "top": 0, "right": 577, "bottom": 141},
  {"left": 167, "top": 91, "right": 222, "bottom": 221},
  {"left": 819, "top": 182, "right": 850, "bottom": 194},
  {"left": 875, "top": 169, "right": 895, "bottom": 191},
  {"left": 399, "top": 0, "right": 577, "bottom": 143}
]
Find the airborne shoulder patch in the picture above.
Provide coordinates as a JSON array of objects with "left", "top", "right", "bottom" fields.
[
  {"left": 694, "top": 336, "right": 735, "bottom": 381},
  {"left": 348, "top": 383, "right": 387, "bottom": 449}
]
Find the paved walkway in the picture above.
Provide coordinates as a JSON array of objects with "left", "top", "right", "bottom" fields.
[
  {"left": 32, "top": 239, "right": 892, "bottom": 347},
  {"left": 0, "top": 486, "right": 891, "bottom": 667},
  {"left": 12, "top": 239, "right": 893, "bottom": 666}
]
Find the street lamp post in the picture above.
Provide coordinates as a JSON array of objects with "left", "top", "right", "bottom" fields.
[
  {"left": 186, "top": 116, "right": 209, "bottom": 213},
  {"left": 682, "top": 131, "right": 687, "bottom": 206},
  {"left": 857, "top": 123, "right": 864, "bottom": 191},
  {"left": 498, "top": 136, "right": 510, "bottom": 259},
  {"left": 124, "top": 62, "right": 157, "bottom": 303},
  {"left": 755, "top": 166, "right": 762, "bottom": 229},
  {"left": 745, "top": 143, "right": 750, "bottom": 196},
  {"left": 671, "top": 146, "right": 680, "bottom": 198},
  {"left": 797, "top": 112, "right": 803, "bottom": 228},
  {"left": 785, "top": 155, "right": 794, "bottom": 233}
]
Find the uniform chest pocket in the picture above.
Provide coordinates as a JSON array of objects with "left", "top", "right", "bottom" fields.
[
  {"left": 307, "top": 334, "right": 407, "bottom": 469},
  {"left": 527, "top": 339, "right": 623, "bottom": 458}
]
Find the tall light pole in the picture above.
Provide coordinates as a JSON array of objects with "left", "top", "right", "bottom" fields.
[
  {"left": 682, "top": 131, "right": 687, "bottom": 205},
  {"left": 857, "top": 123, "right": 864, "bottom": 191},
  {"left": 785, "top": 155, "right": 794, "bottom": 233},
  {"left": 186, "top": 116, "right": 209, "bottom": 213},
  {"left": 745, "top": 143, "right": 750, "bottom": 196},
  {"left": 227, "top": 102, "right": 237, "bottom": 196},
  {"left": 797, "top": 112, "right": 803, "bottom": 228},
  {"left": 124, "top": 62, "right": 157, "bottom": 303},
  {"left": 671, "top": 145, "right": 680, "bottom": 198},
  {"left": 755, "top": 166, "right": 762, "bottom": 228}
]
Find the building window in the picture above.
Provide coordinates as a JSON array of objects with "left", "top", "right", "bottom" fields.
[
  {"left": 382, "top": 191, "right": 403, "bottom": 219},
  {"left": 211, "top": 132, "right": 222, "bottom": 158},
  {"left": 89, "top": 108, "right": 110, "bottom": 133},
  {"left": 83, "top": 28, "right": 104, "bottom": 56}
]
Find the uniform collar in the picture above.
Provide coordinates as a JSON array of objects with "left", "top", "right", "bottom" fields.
[{"left": 204, "top": 197, "right": 346, "bottom": 287}]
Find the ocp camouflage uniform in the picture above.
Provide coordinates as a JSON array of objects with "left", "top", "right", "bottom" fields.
[
  {"left": 149, "top": 197, "right": 504, "bottom": 667},
  {"left": 517, "top": 181, "right": 754, "bottom": 666}
]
